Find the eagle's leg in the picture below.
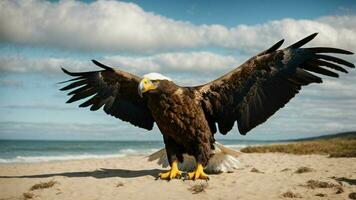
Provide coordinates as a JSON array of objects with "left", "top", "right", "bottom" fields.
[
  {"left": 187, "top": 163, "right": 209, "bottom": 180},
  {"left": 159, "top": 136, "right": 183, "bottom": 180},
  {"left": 158, "top": 160, "right": 182, "bottom": 180},
  {"left": 187, "top": 144, "right": 211, "bottom": 180}
]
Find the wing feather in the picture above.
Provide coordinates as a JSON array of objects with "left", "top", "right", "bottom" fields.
[{"left": 315, "top": 54, "right": 355, "bottom": 68}]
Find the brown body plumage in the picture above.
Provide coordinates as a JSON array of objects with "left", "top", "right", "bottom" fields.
[
  {"left": 146, "top": 82, "right": 214, "bottom": 166},
  {"left": 60, "top": 33, "right": 354, "bottom": 180}
]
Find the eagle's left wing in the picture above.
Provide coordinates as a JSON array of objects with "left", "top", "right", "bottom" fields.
[{"left": 192, "top": 33, "right": 354, "bottom": 135}]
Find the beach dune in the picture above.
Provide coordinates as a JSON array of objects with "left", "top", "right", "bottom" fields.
[{"left": 0, "top": 153, "right": 355, "bottom": 200}]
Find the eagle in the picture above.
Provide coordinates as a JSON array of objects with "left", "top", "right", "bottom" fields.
[{"left": 60, "top": 33, "right": 354, "bottom": 180}]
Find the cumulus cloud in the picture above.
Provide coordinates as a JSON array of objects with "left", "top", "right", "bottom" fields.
[
  {"left": 105, "top": 52, "right": 239, "bottom": 74},
  {"left": 0, "top": 0, "right": 355, "bottom": 53},
  {"left": 0, "top": 0, "right": 210, "bottom": 53},
  {"left": 0, "top": 52, "right": 241, "bottom": 85},
  {"left": 0, "top": 57, "right": 91, "bottom": 74}
]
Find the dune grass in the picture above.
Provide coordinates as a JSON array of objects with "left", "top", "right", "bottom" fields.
[
  {"left": 304, "top": 180, "right": 339, "bottom": 189},
  {"left": 281, "top": 191, "right": 302, "bottom": 198},
  {"left": 30, "top": 180, "right": 58, "bottom": 191},
  {"left": 188, "top": 183, "right": 208, "bottom": 194},
  {"left": 294, "top": 167, "right": 314, "bottom": 174},
  {"left": 23, "top": 192, "right": 35, "bottom": 199},
  {"left": 240, "top": 135, "right": 356, "bottom": 157}
]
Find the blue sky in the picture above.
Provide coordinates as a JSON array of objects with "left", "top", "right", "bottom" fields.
[{"left": 0, "top": 0, "right": 355, "bottom": 141}]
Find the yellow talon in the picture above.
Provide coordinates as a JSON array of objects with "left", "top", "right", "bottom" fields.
[
  {"left": 158, "top": 161, "right": 182, "bottom": 180},
  {"left": 188, "top": 163, "right": 209, "bottom": 180}
]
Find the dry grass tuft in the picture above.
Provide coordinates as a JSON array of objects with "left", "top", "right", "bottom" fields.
[
  {"left": 250, "top": 167, "right": 264, "bottom": 173},
  {"left": 294, "top": 167, "right": 314, "bottom": 174},
  {"left": 30, "top": 180, "right": 58, "bottom": 191},
  {"left": 335, "top": 185, "right": 344, "bottom": 194},
  {"left": 241, "top": 137, "right": 356, "bottom": 157},
  {"left": 329, "top": 151, "right": 356, "bottom": 158},
  {"left": 116, "top": 182, "right": 124, "bottom": 187},
  {"left": 315, "top": 193, "right": 327, "bottom": 197},
  {"left": 23, "top": 192, "right": 34, "bottom": 199},
  {"left": 305, "top": 180, "right": 338, "bottom": 189},
  {"left": 188, "top": 183, "right": 208, "bottom": 194},
  {"left": 282, "top": 191, "right": 302, "bottom": 198},
  {"left": 349, "top": 192, "right": 356, "bottom": 200}
]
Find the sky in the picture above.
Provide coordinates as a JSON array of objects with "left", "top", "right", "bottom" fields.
[{"left": 0, "top": 0, "right": 356, "bottom": 141}]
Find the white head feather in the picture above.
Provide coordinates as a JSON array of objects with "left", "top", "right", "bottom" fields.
[{"left": 143, "top": 73, "right": 172, "bottom": 81}]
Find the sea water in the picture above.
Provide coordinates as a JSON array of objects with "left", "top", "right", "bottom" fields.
[{"left": 0, "top": 139, "right": 276, "bottom": 163}]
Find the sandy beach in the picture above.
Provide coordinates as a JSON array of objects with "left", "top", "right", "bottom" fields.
[{"left": 0, "top": 153, "right": 355, "bottom": 200}]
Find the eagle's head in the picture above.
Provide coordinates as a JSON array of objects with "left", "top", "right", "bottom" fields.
[{"left": 138, "top": 73, "right": 172, "bottom": 97}]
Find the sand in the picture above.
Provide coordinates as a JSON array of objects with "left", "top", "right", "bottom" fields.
[{"left": 0, "top": 153, "right": 355, "bottom": 200}]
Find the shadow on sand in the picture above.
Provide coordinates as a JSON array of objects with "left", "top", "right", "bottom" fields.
[
  {"left": 333, "top": 177, "right": 356, "bottom": 185},
  {"left": 0, "top": 168, "right": 165, "bottom": 179}
]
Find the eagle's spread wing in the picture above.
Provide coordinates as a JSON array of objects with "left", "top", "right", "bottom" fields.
[
  {"left": 193, "top": 33, "right": 354, "bottom": 135},
  {"left": 60, "top": 60, "right": 154, "bottom": 130}
]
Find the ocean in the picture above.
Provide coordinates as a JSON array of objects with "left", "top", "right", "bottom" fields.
[{"left": 0, "top": 139, "right": 277, "bottom": 163}]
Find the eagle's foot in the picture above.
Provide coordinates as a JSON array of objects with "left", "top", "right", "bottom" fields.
[
  {"left": 158, "top": 161, "right": 181, "bottom": 180},
  {"left": 187, "top": 163, "right": 209, "bottom": 180}
]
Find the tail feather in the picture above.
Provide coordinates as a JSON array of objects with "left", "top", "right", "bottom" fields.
[
  {"left": 147, "top": 148, "right": 166, "bottom": 162},
  {"left": 215, "top": 142, "right": 242, "bottom": 157},
  {"left": 147, "top": 142, "right": 242, "bottom": 173}
]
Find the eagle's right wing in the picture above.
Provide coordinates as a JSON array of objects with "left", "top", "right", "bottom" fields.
[{"left": 60, "top": 60, "right": 155, "bottom": 130}]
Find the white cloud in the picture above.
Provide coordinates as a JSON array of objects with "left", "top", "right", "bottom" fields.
[
  {"left": 0, "top": 57, "right": 90, "bottom": 74},
  {"left": 105, "top": 52, "right": 239, "bottom": 74},
  {"left": 0, "top": 0, "right": 210, "bottom": 53},
  {"left": 0, "top": 0, "right": 355, "bottom": 53},
  {"left": 0, "top": 52, "right": 241, "bottom": 86}
]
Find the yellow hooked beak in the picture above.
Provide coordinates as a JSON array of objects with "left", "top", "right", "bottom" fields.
[{"left": 138, "top": 78, "right": 157, "bottom": 97}]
